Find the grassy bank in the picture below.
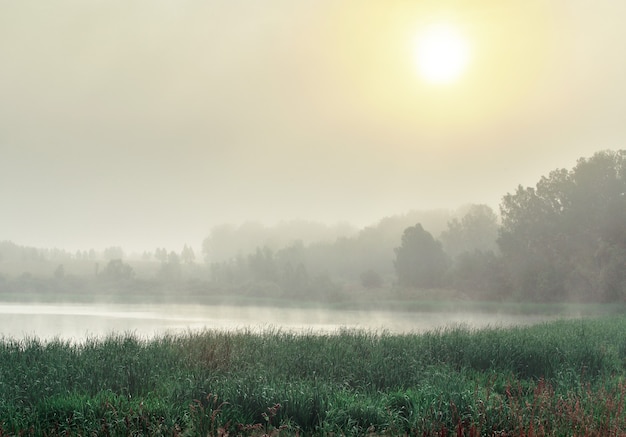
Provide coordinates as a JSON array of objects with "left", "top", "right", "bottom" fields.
[{"left": 1, "top": 316, "right": 626, "bottom": 435}]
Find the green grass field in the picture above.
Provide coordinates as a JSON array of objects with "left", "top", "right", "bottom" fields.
[{"left": 1, "top": 315, "right": 626, "bottom": 436}]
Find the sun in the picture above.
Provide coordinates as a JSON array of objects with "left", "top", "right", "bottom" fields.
[{"left": 413, "top": 23, "right": 470, "bottom": 85}]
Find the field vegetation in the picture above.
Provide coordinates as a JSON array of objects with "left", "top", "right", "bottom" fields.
[
  {"left": 2, "top": 150, "right": 626, "bottom": 435},
  {"left": 1, "top": 314, "right": 626, "bottom": 436}
]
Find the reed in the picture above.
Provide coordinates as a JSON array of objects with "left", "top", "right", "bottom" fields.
[{"left": 0, "top": 315, "right": 625, "bottom": 435}]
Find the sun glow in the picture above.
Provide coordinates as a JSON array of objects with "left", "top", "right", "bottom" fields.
[{"left": 414, "top": 23, "right": 470, "bottom": 85}]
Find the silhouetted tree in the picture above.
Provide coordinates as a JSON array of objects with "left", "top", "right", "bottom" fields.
[
  {"left": 448, "top": 250, "right": 508, "bottom": 298},
  {"left": 499, "top": 150, "right": 626, "bottom": 301},
  {"left": 181, "top": 244, "right": 196, "bottom": 264},
  {"left": 158, "top": 251, "right": 182, "bottom": 282},
  {"left": 394, "top": 224, "right": 449, "bottom": 288},
  {"left": 101, "top": 259, "right": 134, "bottom": 281},
  {"left": 154, "top": 248, "right": 168, "bottom": 263},
  {"left": 440, "top": 204, "right": 499, "bottom": 259}
]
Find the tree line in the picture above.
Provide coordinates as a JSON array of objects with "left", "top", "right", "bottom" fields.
[
  {"left": 1, "top": 150, "right": 625, "bottom": 303},
  {"left": 395, "top": 150, "right": 626, "bottom": 302}
]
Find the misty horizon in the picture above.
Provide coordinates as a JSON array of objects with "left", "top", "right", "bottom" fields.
[
  {"left": 2, "top": 1, "right": 626, "bottom": 253},
  {"left": 0, "top": 206, "right": 465, "bottom": 257}
]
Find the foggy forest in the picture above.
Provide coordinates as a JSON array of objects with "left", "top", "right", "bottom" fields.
[{"left": 2, "top": 149, "right": 626, "bottom": 305}]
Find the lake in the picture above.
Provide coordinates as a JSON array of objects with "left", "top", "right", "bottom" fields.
[{"left": 0, "top": 302, "right": 563, "bottom": 342}]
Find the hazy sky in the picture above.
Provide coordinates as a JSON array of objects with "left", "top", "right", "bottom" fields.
[{"left": 2, "top": 1, "right": 626, "bottom": 252}]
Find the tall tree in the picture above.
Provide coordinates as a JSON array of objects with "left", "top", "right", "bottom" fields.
[
  {"left": 440, "top": 204, "right": 499, "bottom": 258},
  {"left": 154, "top": 248, "right": 168, "bottom": 263},
  {"left": 181, "top": 244, "right": 196, "bottom": 264},
  {"left": 100, "top": 259, "right": 134, "bottom": 282},
  {"left": 158, "top": 251, "right": 182, "bottom": 282},
  {"left": 394, "top": 224, "right": 449, "bottom": 288},
  {"left": 499, "top": 150, "right": 626, "bottom": 301}
]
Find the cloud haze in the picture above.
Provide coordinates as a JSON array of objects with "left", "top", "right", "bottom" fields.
[{"left": 2, "top": 1, "right": 626, "bottom": 251}]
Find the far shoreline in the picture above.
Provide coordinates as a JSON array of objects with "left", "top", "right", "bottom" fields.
[{"left": 1, "top": 290, "right": 624, "bottom": 317}]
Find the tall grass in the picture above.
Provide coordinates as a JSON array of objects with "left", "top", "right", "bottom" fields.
[{"left": 0, "top": 316, "right": 625, "bottom": 435}]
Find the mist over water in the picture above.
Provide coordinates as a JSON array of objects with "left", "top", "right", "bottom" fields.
[{"left": 0, "top": 302, "right": 561, "bottom": 342}]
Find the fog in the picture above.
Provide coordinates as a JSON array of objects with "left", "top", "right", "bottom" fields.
[
  {"left": 2, "top": 1, "right": 626, "bottom": 252},
  {"left": 0, "top": 302, "right": 560, "bottom": 342}
]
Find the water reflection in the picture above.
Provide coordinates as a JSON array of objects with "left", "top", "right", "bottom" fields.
[{"left": 0, "top": 302, "right": 560, "bottom": 342}]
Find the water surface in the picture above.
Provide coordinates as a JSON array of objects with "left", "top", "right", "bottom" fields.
[{"left": 0, "top": 302, "right": 561, "bottom": 342}]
